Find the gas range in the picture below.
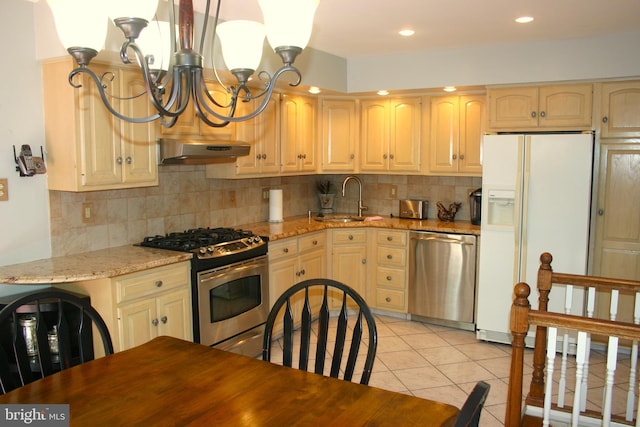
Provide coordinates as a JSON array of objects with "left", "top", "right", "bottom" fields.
[{"left": 139, "top": 227, "right": 268, "bottom": 269}]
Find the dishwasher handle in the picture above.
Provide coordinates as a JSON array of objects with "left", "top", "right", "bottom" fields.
[{"left": 411, "top": 234, "right": 475, "bottom": 246}]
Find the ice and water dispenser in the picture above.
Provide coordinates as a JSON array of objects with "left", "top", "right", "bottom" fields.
[{"left": 485, "top": 189, "right": 515, "bottom": 226}]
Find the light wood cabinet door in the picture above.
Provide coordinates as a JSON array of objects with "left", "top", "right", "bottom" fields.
[
  {"left": 360, "top": 98, "right": 421, "bottom": 172},
  {"left": 281, "top": 94, "right": 317, "bottom": 173},
  {"left": 156, "top": 288, "right": 192, "bottom": 340},
  {"left": 488, "top": 84, "right": 592, "bottom": 131},
  {"left": 236, "top": 96, "right": 281, "bottom": 175},
  {"left": 429, "top": 95, "right": 484, "bottom": 175},
  {"left": 321, "top": 99, "right": 358, "bottom": 171},
  {"left": 600, "top": 81, "right": 640, "bottom": 138},
  {"left": 117, "top": 298, "right": 156, "bottom": 351},
  {"left": 592, "top": 142, "right": 640, "bottom": 322}
]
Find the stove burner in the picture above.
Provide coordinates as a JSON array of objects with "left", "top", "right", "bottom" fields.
[{"left": 141, "top": 228, "right": 255, "bottom": 252}]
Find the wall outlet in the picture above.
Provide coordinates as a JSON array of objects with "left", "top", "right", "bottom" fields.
[
  {"left": 82, "top": 202, "right": 94, "bottom": 223},
  {"left": 0, "top": 178, "right": 8, "bottom": 202},
  {"left": 262, "top": 188, "right": 270, "bottom": 200}
]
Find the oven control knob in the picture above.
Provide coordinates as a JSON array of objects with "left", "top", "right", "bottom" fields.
[
  {"left": 253, "top": 236, "right": 262, "bottom": 244},
  {"left": 199, "top": 248, "right": 207, "bottom": 255},
  {"left": 207, "top": 246, "right": 215, "bottom": 253}
]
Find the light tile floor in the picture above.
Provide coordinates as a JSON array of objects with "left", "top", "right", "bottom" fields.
[{"left": 267, "top": 314, "right": 636, "bottom": 426}]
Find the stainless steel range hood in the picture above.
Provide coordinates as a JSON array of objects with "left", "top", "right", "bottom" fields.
[{"left": 159, "top": 138, "right": 251, "bottom": 164}]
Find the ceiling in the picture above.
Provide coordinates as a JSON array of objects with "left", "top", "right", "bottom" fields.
[{"left": 195, "top": 0, "right": 640, "bottom": 59}]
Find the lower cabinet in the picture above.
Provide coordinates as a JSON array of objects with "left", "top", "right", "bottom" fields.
[
  {"left": 61, "top": 261, "right": 192, "bottom": 354},
  {"left": 372, "top": 230, "right": 409, "bottom": 313},
  {"left": 268, "top": 231, "right": 326, "bottom": 335},
  {"left": 328, "top": 229, "right": 369, "bottom": 308}
]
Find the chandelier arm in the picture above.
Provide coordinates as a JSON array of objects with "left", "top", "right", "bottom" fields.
[
  {"left": 191, "top": 70, "right": 233, "bottom": 127},
  {"left": 198, "top": 0, "right": 213, "bottom": 55},
  {"left": 198, "top": 75, "right": 232, "bottom": 109},
  {"left": 68, "top": 67, "right": 160, "bottom": 124},
  {"left": 208, "top": 0, "right": 232, "bottom": 93}
]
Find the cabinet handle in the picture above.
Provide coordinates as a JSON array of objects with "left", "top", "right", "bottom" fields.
[
  {"left": 312, "top": 240, "right": 318, "bottom": 245},
  {"left": 452, "top": 154, "right": 457, "bottom": 160},
  {"left": 116, "top": 157, "right": 123, "bottom": 165},
  {"left": 161, "top": 316, "right": 168, "bottom": 324},
  {"left": 531, "top": 111, "right": 537, "bottom": 118},
  {"left": 389, "top": 154, "right": 394, "bottom": 159},
  {"left": 283, "top": 248, "right": 289, "bottom": 253},
  {"left": 126, "top": 156, "right": 132, "bottom": 164},
  {"left": 602, "top": 116, "right": 609, "bottom": 123},
  {"left": 459, "top": 154, "right": 465, "bottom": 160},
  {"left": 256, "top": 154, "right": 262, "bottom": 159},
  {"left": 387, "top": 254, "right": 393, "bottom": 260},
  {"left": 297, "top": 154, "right": 302, "bottom": 159},
  {"left": 540, "top": 111, "right": 546, "bottom": 118},
  {"left": 152, "top": 318, "right": 159, "bottom": 326},
  {"left": 387, "top": 236, "right": 393, "bottom": 242},
  {"left": 302, "top": 154, "right": 307, "bottom": 159},
  {"left": 296, "top": 271, "right": 301, "bottom": 277},
  {"left": 348, "top": 235, "right": 354, "bottom": 240},
  {"left": 386, "top": 276, "right": 392, "bottom": 281},
  {"left": 383, "top": 154, "right": 388, "bottom": 159},
  {"left": 155, "top": 280, "right": 163, "bottom": 287},
  {"left": 300, "top": 269, "right": 306, "bottom": 276},
  {"left": 262, "top": 154, "right": 267, "bottom": 159},
  {"left": 385, "top": 297, "right": 391, "bottom": 302}
]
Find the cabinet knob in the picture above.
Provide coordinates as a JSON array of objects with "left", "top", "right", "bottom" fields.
[
  {"left": 155, "top": 280, "right": 163, "bottom": 287},
  {"left": 385, "top": 297, "right": 391, "bottom": 303},
  {"left": 161, "top": 316, "right": 168, "bottom": 324},
  {"left": 348, "top": 235, "right": 354, "bottom": 240},
  {"left": 531, "top": 111, "right": 537, "bottom": 118},
  {"left": 296, "top": 271, "right": 301, "bottom": 277},
  {"left": 361, "top": 259, "right": 366, "bottom": 264},
  {"left": 598, "top": 209, "right": 604, "bottom": 215},
  {"left": 312, "top": 240, "right": 318, "bottom": 245},
  {"left": 126, "top": 156, "right": 132, "bottom": 164},
  {"left": 256, "top": 154, "right": 261, "bottom": 159},
  {"left": 387, "top": 236, "right": 393, "bottom": 242},
  {"left": 459, "top": 154, "right": 465, "bottom": 160},
  {"left": 283, "top": 248, "right": 289, "bottom": 253},
  {"left": 389, "top": 154, "right": 394, "bottom": 159},
  {"left": 300, "top": 269, "right": 306, "bottom": 276},
  {"left": 540, "top": 111, "right": 546, "bottom": 118},
  {"left": 302, "top": 154, "right": 307, "bottom": 159},
  {"left": 262, "top": 154, "right": 267, "bottom": 159},
  {"left": 602, "top": 116, "right": 609, "bottom": 123},
  {"left": 383, "top": 154, "right": 388, "bottom": 159},
  {"left": 387, "top": 254, "right": 393, "bottom": 260},
  {"left": 152, "top": 319, "right": 159, "bottom": 326},
  {"left": 386, "top": 276, "right": 392, "bottom": 281},
  {"left": 350, "top": 154, "right": 355, "bottom": 160},
  {"left": 452, "top": 154, "right": 457, "bottom": 160},
  {"left": 116, "top": 157, "right": 123, "bottom": 165}
]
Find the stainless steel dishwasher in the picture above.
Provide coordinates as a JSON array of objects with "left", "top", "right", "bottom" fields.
[{"left": 409, "top": 231, "right": 477, "bottom": 331}]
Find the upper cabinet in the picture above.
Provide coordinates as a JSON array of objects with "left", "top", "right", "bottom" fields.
[
  {"left": 428, "top": 95, "right": 485, "bottom": 175},
  {"left": 42, "top": 58, "right": 158, "bottom": 191},
  {"left": 234, "top": 96, "right": 281, "bottom": 176},
  {"left": 360, "top": 97, "right": 422, "bottom": 173},
  {"left": 159, "top": 82, "right": 235, "bottom": 141},
  {"left": 320, "top": 98, "right": 359, "bottom": 172},
  {"left": 280, "top": 94, "right": 318, "bottom": 173},
  {"left": 487, "top": 84, "right": 592, "bottom": 131},
  {"left": 598, "top": 80, "right": 640, "bottom": 138}
]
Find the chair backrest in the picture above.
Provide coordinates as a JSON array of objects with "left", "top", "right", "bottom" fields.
[
  {"left": 262, "top": 278, "right": 377, "bottom": 385},
  {"left": 453, "top": 381, "right": 491, "bottom": 427},
  {"left": 0, "top": 289, "right": 113, "bottom": 395}
]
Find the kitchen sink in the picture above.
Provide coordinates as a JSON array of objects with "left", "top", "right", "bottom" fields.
[{"left": 313, "top": 215, "right": 366, "bottom": 223}]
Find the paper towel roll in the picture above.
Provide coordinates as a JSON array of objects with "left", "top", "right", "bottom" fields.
[{"left": 269, "top": 189, "right": 283, "bottom": 223}]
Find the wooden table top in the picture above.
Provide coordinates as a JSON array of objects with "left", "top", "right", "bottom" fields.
[{"left": 0, "top": 336, "right": 460, "bottom": 426}]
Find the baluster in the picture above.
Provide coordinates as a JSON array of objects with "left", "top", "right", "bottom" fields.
[
  {"left": 558, "top": 285, "right": 573, "bottom": 407},
  {"left": 543, "top": 327, "right": 558, "bottom": 427},
  {"left": 572, "top": 331, "right": 588, "bottom": 427},
  {"left": 581, "top": 287, "right": 596, "bottom": 411},
  {"left": 626, "top": 292, "right": 640, "bottom": 421},
  {"left": 602, "top": 336, "right": 619, "bottom": 427}
]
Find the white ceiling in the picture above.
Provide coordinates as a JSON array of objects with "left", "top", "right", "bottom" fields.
[{"left": 195, "top": 0, "right": 640, "bottom": 59}]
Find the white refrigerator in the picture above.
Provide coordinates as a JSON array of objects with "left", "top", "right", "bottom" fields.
[{"left": 476, "top": 133, "right": 594, "bottom": 344}]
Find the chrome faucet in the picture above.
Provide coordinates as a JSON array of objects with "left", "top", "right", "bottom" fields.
[{"left": 341, "top": 175, "right": 368, "bottom": 217}]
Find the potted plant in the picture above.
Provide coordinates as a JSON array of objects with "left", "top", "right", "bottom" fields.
[{"left": 317, "top": 180, "right": 337, "bottom": 214}]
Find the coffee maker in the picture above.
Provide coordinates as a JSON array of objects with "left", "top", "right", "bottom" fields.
[{"left": 469, "top": 188, "right": 482, "bottom": 225}]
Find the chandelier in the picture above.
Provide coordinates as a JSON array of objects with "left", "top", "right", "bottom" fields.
[{"left": 45, "top": 0, "right": 319, "bottom": 128}]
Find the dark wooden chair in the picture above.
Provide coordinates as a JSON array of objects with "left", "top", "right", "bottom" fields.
[
  {"left": 262, "top": 278, "right": 378, "bottom": 385},
  {"left": 0, "top": 289, "right": 113, "bottom": 395},
  {"left": 453, "top": 381, "right": 491, "bottom": 427}
]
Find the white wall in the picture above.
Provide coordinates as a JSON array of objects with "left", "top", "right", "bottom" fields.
[{"left": 0, "top": 1, "right": 51, "bottom": 294}]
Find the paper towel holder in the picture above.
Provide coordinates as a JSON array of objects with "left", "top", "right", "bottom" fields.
[{"left": 268, "top": 188, "right": 284, "bottom": 223}]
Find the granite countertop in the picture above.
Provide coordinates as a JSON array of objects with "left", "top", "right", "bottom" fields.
[
  {"left": 0, "top": 215, "right": 478, "bottom": 285},
  {"left": 241, "top": 214, "right": 480, "bottom": 241},
  {"left": 0, "top": 246, "right": 192, "bottom": 285}
]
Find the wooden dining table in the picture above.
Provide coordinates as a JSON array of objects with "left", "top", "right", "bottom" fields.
[{"left": 0, "top": 335, "right": 460, "bottom": 426}]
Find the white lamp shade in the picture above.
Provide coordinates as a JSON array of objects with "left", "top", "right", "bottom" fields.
[
  {"left": 108, "top": 0, "right": 159, "bottom": 22},
  {"left": 137, "top": 21, "right": 173, "bottom": 71},
  {"left": 258, "top": 0, "right": 319, "bottom": 50},
  {"left": 216, "top": 20, "right": 265, "bottom": 72},
  {"left": 47, "top": 0, "right": 109, "bottom": 51}
]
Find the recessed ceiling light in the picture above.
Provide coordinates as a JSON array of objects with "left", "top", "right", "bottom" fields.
[
  {"left": 398, "top": 29, "right": 415, "bottom": 37},
  {"left": 515, "top": 16, "right": 534, "bottom": 24},
  {"left": 377, "top": 90, "right": 389, "bottom": 96},
  {"left": 443, "top": 86, "right": 457, "bottom": 92},
  {"left": 308, "top": 86, "right": 321, "bottom": 94}
]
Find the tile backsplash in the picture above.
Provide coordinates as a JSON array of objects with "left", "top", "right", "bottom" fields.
[{"left": 49, "top": 166, "right": 480, "bottom": 256}]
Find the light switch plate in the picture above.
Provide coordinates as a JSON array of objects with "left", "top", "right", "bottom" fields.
[{"left": 0, "top": 178, "right": 8, "bottom": 202}]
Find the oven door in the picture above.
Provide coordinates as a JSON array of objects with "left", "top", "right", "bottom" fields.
[{"left": 197, "top": 256, "right": 269, "bottom": 348}]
